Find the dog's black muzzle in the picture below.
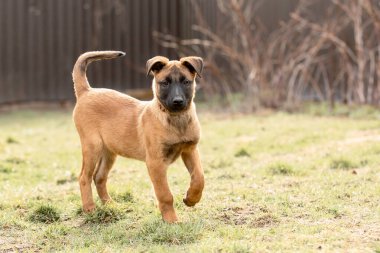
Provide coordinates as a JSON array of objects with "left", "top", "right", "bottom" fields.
[{"left": 169, "top": 96, "right": 187, "bottom": 112}]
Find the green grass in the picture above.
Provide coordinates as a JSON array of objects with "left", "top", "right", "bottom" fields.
[
  {"left": 81, "top": 204, "right": 129, "bottom": 224},
  {"left": 329, "top": 157, "right": 357, "bottom": 170},
  {"left": 234, "top": 148, "right": 251, "bottom": 158},
  {"left": 29, "top": 204, "right": 61, "bottom": 224},
  {"left": 136, "top": 220, "right": 204, "bottom": 245},
  {"left": 0, "top": 108, "right": 380, "bottom": 252},
  {"left": 113, "top": 190, "right": 134, "bottom": 203},
  {"left": 266, "top": 162, "right": 295, "bottom": 175}
]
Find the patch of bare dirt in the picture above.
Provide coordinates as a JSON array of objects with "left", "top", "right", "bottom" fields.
[
  {"left": 235, "top": 135, "right": 257, "bottom": 142},
  {"left": 218, "top": 205, "right": 279, "bottom": 228},
  {"left": 0, "top": 227, "right": 37, "bottom": 252},
  {"left": 341, "top": 132, "right": 380, "bottom": 145}
]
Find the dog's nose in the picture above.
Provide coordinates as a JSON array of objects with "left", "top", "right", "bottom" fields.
[{"left": 173, "top": 97, "right": 184, "bottom": 106}]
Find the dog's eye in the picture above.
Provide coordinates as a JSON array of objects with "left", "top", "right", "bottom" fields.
[
  {"left": 183, "top": 80, "right": 191, "bottom": 86},
  {"left": 160, "top": 81, "right": 169, "bottom": 87}
]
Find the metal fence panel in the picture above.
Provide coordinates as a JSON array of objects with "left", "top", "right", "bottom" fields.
[{"left": 0, "top": 0, "right": 308, "bottom": 104}]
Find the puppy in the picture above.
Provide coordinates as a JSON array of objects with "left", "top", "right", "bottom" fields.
[{"left": 72, "top": 51, "right": 204, "bottom": 223}]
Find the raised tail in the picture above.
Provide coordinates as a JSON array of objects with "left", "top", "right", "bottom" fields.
[{"left": 72, "top": 51, "right": 126, "bottom": 98}]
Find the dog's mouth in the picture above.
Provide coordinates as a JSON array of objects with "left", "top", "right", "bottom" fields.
[{"left": 168, "top": 103, "right": 187, "bottom": 112}]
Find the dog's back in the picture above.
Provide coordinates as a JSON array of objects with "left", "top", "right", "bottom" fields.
[{"left": 72, "top": 52, "right": 147, "bottom": 161}]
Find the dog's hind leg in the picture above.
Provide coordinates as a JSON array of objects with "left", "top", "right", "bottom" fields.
[
  {"left": 181, "top": 148, "right": 204, "bottom": 207},
  {"left": 79, "top": 139, "right": 102, "bottom": 213},
  {"left": 93, "top": 150, "right": 116, "bottom": 204}
]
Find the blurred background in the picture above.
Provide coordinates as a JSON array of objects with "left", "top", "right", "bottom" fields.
[
  {"left": 0, "top": 0, "right": 379, "bottom": 111},
  {"left": 1, "top": 2, "right": 380, "bottom": 251}
]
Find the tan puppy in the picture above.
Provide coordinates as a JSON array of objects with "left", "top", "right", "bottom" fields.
[{"left": 72, "top": 51, "right": 204, "bottom": 223}]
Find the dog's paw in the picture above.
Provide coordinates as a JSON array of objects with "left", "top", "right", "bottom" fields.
[
  {"left": 162, "top": 216, "right": 179, "bottom": 224},
  {"left": 183, "top": 198, "right": 197, "bottom": 207},
  {"left": 83, "top": 203, "right": 96, "bottom": 213},
  {"left": 102, "top": 198, "right": 115, "bottom": 205},
  {"left": 162, "top": 211, "right": 179, "bottom": 223}
]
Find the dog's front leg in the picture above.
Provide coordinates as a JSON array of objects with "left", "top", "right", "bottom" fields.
[
  {"left": 181, "top": 147, "right": 204, "bottom": 207},
  {"left": 146, "top": 158, "right": 178, "bottom": 223}
]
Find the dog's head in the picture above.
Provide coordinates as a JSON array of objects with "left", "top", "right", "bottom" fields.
[{"left": 146, "top": 56, "right": 203, "bottom": 113}]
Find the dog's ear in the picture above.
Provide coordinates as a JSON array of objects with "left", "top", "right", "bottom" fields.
[
  {"left": 180, "top": 56, "right": 204, "bottom": 78},
  {"left": 146, "top": 56, "right": 169, "bottom": 76}
]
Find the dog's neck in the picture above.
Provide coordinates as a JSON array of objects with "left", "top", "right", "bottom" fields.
[{"left": 151, "top": 97, "right": 195, "bottom": 133}]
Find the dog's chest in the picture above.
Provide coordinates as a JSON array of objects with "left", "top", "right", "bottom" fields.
[
  {"left": 166, "top": 114, "right": 193, "bottom": 134},
  {"left": 162, "top": 140, "right": 197, "bottom": 163}
]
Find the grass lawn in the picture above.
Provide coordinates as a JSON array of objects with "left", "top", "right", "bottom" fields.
[{"left": 0, "top": 108, "right": 380, "bottom": 252}]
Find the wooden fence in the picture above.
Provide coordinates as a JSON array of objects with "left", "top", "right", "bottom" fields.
[{"left": 0, "top": 0, "right": 302, "bottom": 104}]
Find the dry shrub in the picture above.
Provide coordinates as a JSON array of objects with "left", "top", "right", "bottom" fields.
[{"left": 156, "top": 0, "right": 380, "bottom": 111}]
